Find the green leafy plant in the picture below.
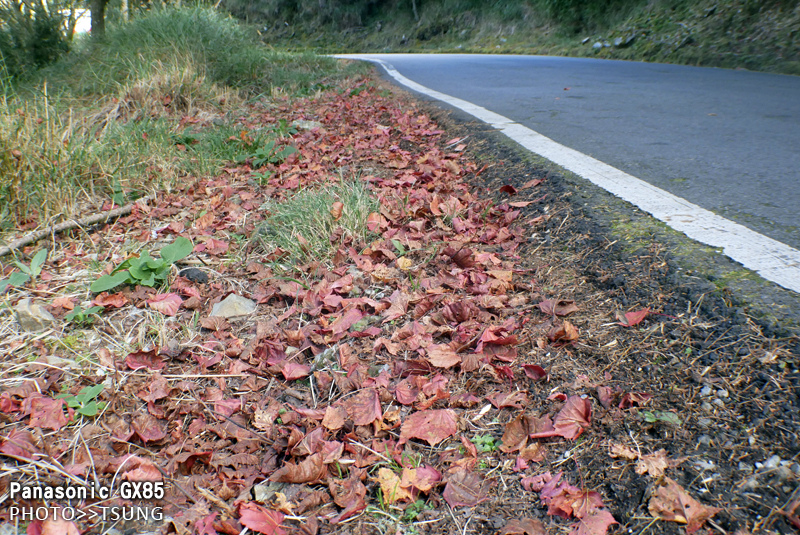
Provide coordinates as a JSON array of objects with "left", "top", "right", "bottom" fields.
[
  {"left": 0, "top": 248, "right": 48, "bottom": 292},
  {"left": 57, "top": 384, "right": 105, "bottom": 418},
  {"left": 402, "top": 498, "right": 432, "bottom": 522},
  {"left": 471, "top": 434, "right": 500, "bottom": 453},
  {"left": 90, "top": 237, "right": 193, "bottom": 293},
  {"left": 236, "top": 139, "right": 297, "bottom": 168},
  {"left": 640, "top": 410, "right": 682, "bottom": 426},
  {"left": 64, "top": 305, "right": 105, "bottom": 327}
]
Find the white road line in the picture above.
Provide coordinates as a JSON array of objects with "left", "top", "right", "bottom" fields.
[{"left": 336, "top": 54, "right": 800, "bottom": 294}]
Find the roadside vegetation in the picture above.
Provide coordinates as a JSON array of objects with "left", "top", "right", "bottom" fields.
[{"left": 227, "top": 0, "right": 800, "bottom": 75}]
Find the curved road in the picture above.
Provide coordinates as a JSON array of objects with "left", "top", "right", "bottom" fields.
[{"left": 341, "top": 54, "right": 800, "bottom": 267}]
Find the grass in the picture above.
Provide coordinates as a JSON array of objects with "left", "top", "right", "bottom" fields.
[
  {"left": 0, "top": 6, "right": 369, "bottom": 232},
  {"left": 255, "top": 179, "right": 379, "bottom": 269}
]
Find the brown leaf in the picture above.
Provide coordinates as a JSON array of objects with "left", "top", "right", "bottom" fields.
[
  {"left": 500, "top": 184, "right": 518, "bottom": 195},
  {"left": 499, "top": 518, "right": 545, "bottom": 535},
  {"left": 125, "top": 349, "right": 165, "bottom": 371},
  {"left": 328, "top": 469, "right": 367, "bottom": 524},
  {"left": 442, "top": 469, "right": 490, "bottom": 507},
  {"left": 636, "top": 450, "right": 669, "bottom": 477},
  {"left": 530, "top": 396, "right": 591, "bottom": 440},
  {"left": 375, "top": 467, "right": 413, "bottom": 504},
  {"left": 27, "top": 395, "right": 70, "bottom": 431},
  {"left": 427, "top": 344, "right": 461, "bottom": 368},
  {"left": 271, "top": 453, "right": 326, "bottom": 484},
  {"left": 400, "top": 465, "right": 442, "bottom": 492},
  {"left": 344, "top": 388, "right": 382, "bottom": 426},
  {"left": 131, "top": 413, "right": 167, "bottom": 443},
  {"left": 522, "top": 364, "right": 548, "bottom": 381},
  {"left": 547, "top": 321, "right": 579, "bottom": 343},
  {"left": 501, "top": 413, "right": 534, "bottom": 453},
  {"left": 399, "top": 409, "right": 458, "bottom": 446},
  {"left": 487, "top": 391, "right": 529, "bottom": 409},
  {"left": 538, "top": 299, "right": 579, "bottom": 316},
  {"left": 42, "top": 518, "right": 81, "bottom": 535},
  {"left": 0, "top": 429, "right": 40, "bottom": 459},
  {"left": 92, "top": 292, "right": 129, "bottom": 308},
  {"left": 281, "top": 362, "right": 311, "bottom": 381},
  {"left": 330, "top": 201, "right": 344, "bottom": 220},
  {"left": 322, "top": 404, "right": 347, "bottom": 431},
  {"left": 570, "top": 509, "right": 618, "bottom": 535},
  {"left": 609, "top": 443, "right": 638, "bottom": 461},
  {"left": 648, "top": 477, "right": 721, "bottom": 533}
]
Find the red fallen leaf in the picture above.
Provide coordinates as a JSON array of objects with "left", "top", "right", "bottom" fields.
[
  {"left": 271, "top": 453, "right": 326, "bottom": 484},
  {"left": 393, "top": 379, "right": 419, "bottom": 405},
  {"left": 444, "top": 246, "right": 474, "bottom": 268},
  {"left": 329, "top": 468, "right": 367, "bottom": 524},
  {"left": 366, "top": 212, "right": 382, "bottom": 232},
  {"left": 426, "top": 344, "right": 461, "bottom": 368},
  {"left": 619, "top": 391, "right": 652, "bottom": 409},
  {"left": 487, "top": 391, "right": 529, "bottom": 409},
  {"left": 648, "top": 477, "right": 721, "bottom": 533},
  {"left": 521, "top": 178, "right": 544, "bottom": 189},
  {"left": 399, "top": 409, "right": 458, "bottom": 446},
  {"left": 42, "top": 517, "right": 80, "bottom": 535},
  {"left": 122, "top": 462, "right": 162, "bottom": 482},
  {"left": 0, "top": 429, "right": 40, "bottom": 459},
  {"left": 443, "top": 469, "right": 490, "bottom": 507},
  {"left": 509, "top": 200, "right": 534, "bottom": 207},
  {"left": 401, "top": 465, "right": 442, "bottom": 492},
  {"left": 238, "top": 502, "right": 286, "bottom": 535},
  {"left": 125, "top": 349, "right": 165, "bottom": 370},
  {"left": 204, "top": 237, "right": 230, "bottom": 256},
  {"left": 499, "top": 518, "right": 545, "bottom": 535},
  {"left": 618, "top": 308, "right": 650, "bottom": 327},
  {"left": 282, "top": 362, "right": 311, "bottom": 381},
  {"left": 147, "top": 293, "right": 182, "bottom": 316},
  {"left": 500, "top": 184, "right": 518, "bottom": 195},
  {"left": 522, "top": 364, "right": 548, "bottom": 381},
  {"left": 330, "top": 201, "right": 344, "bottom": 220},
  {"left": 214, "top": 399, "right": 241, "bottom": 418},
  {"left": 131, "top": 413, "right": 167, "bottom": 443},
  {"left": 570, "top": 509, "right": 618, "bottom": 535},
  {"left": 322, "top": 404, "right": 347, "bottom": 430},
  {"left": 538, "top": 299, "right": 579, "bottom": 316},
  {"left": 531, "top": 396, "right": 592, "bottom": 440},
  {"left": 344, "top": 388, "right": 382, "bottom": 426},
  {"left": 51, "top": 296, "right": 74, "bottom": 311},
  {"left": 200, "top": 316, "right": 230, "bottom": 331},
  {"left": 382, "top": 290, "right": 409, "bottom": 322},
  {"left": 330, "top": 308, "right": 364, "bottom": 336},
  {"left": 547, "top": 321, "right": 579, "bottom": 343},
  {"left": 93, "top": 292, "right": 128, "bottom": 308},
  {"left": 27, "top": 395, "right": 70, "bottom": 431}
]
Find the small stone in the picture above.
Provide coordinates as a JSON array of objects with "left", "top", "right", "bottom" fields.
[
  {"left": 775, "top": 466, "right": 794, "bottom": 481},
  {"left": 210, "top": 294, "right": 257, "bottom": 318},
  {"left": 713, "top": 398, "right": 725, "bottom": 407},
  {"left": 749, "top": 436, "right": 756, "bottom": 446},
  {"left": 291, "top": 119, "right": 323, "bottom": 130},
  {"left": 581, "top": 37, "right": 591, "bottom": 44},
  {"left": 791, "top": 463, "right": 800, "bottom": 475},
  {"left": 700, "top": 385, "right": 713, "bottom": 397},
  {"left": 755, "top": 462, "right": 764, "bottom": 469},
  {"left": 738, "top": 462, "right": 753, "bottom": 473},
  {"left": 741, "top": 477, "right": 759, "bottom": 490},
  {"left": 285, "top": 346, "right": 299, "bottom": 356},
  {"left": 179, "top": 268, "right": 208, "bottom": 284},
  {"left": 717, "top": 389, "right": 729, "bottom": 398},
  {"left": 592, "top": 42, "right": 603, "bottom": 49},
  {"left": 697, "top": 435, "right": 712, "bottom": 446},
  {"left": 694, "top": 459, "right": 715, "bottom": 470},
  {"left": 14, "top": 298, "right": 55, "bottom": 332},
  {"left": 698, "top": 417, "right": 713, "bottom": 428},
  {"left": 701, "top": 401, "right": 713, "bottom": 412},
  {"left": 765, "top": 455, "right": 782, "bottom": 469}
]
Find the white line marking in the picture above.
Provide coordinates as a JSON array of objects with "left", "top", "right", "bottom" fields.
[{"left": 336, "top": 54, "right": 800, "bottom": 294}]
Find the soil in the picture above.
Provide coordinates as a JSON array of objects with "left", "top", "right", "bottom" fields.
[{"left": 397, "top": 99, "right": 800, "bottom": 534}]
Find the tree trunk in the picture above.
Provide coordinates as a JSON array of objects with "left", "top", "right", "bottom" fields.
[
  {"left": 91, "top": 0, "right": 108, "bottom": 39},
  {"left": 411, "top": 0, "right": 418, "bottom": 22}
]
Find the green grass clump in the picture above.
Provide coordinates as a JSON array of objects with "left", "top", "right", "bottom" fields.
[
  {"left": 0, "top": 6, "right": 368, "bottom": 229},
  {"left": 256, "top": 179, "right": 379, "bottom": 269}
]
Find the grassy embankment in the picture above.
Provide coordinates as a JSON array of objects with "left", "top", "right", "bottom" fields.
[
  {"left": 242, "top": 0, "right": 800, "bottom": 75},
  {"left": 0, "top": 7, "right": 367, "bottom": 233}
]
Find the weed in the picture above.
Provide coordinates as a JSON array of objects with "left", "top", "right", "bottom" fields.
[
  {"left": 64, "top": 304, "right": 105, "bottom": 327},
  {"left": 90, "top": 237, "right": 192, "bottom": 292},
  {"left": 56, "top": 384, "right": 105, "bottom": 418},
  {"left": 640, "top": 410, "right": 682, "bottom": 426},
  {"left": 471, "top": 434, "right": 500, "bottom": 453},
  {"left": 0, "top": 249, "right": 47, "bottom": 292},
  {"left": 255, "top": 179, "right": 379, "bottom": 269}
]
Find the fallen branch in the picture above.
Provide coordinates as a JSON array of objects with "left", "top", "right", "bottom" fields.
[{"left": 0, "top": 196, "right": 154, "bottom": 258}]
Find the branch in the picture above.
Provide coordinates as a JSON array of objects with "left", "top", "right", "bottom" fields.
[{"left": 0, "top": 196, "right": 154, "bottom": 258}]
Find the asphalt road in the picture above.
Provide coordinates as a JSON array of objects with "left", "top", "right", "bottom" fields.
[{"left": 352, "top": 54, "right": 800, "bottom": 251}]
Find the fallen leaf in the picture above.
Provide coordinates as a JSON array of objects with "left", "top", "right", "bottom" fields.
[
  {"left": 500, "top": 184, "right": 518, "bottom": 195},
  {"left": 281, "top": 362, "right": 311, "bottom": 381},
  {"left": 375, "top": 467, "right": 412, "bottom": 504},
  {"left": 522, "top": 364, "right": 548, "bottom": 381},
  {"left": 538, "top": 299, "right": 579, "bottom": 316},
  {"left": 125, "top": 349, "right": 165, "bottom": 370},
  {"left": 344, "top": 388, "right": 382, "bottom": 426},
  {"left": 131, "top": 413, "right": 167, "bottom": 443},
  {"left": 499, "top": 518, "right": 545, "bottom": 535},
  {"left": 530, "top": 396, "right": 591, "bottom": 440},
  {"left": 427, "top": 344, "right": 461, "bottom": 368},
  {"left": 570, "top": 509, "right": 618, "bottom": 535},
  {"left": 27, "top": 395, "right": 70, "bottom": 431},
  {"left": 399, "top": 409, "right": 458, "bottom": 446},
  {"left": 330, "top": 201, "right": 344, "bottom": 220},
  {"left": 636, "top": 450, "right": 669, "bottom": 477},
  {"left": 93, "top": 292, "right": 128, "bottom": 308},
  {"left": 401, "top": 465, "right": 442, "bottom": 492},
  {"left": 147, "top": 293, "right": 182, "bottom": 316},
  {"left": 648, "top": 477, "right": 721, "bottom": 533},
  {"left": 617, "top": 308, "right": 650, "bottom": 327},
  {"left": 609, "top": 443, "right": 638, "bottom": 461},
  {"left": 271, "top": 454, "right": 326, "bottom": 484},
  {"left": 42, "top": 518, "right": 80, "bottom": 535},
  {"left": 239, "top": 502, "right": 286, "bottom": 535},
  {"left": 442, "top": 469, "right": 490, "bottom": 507}
]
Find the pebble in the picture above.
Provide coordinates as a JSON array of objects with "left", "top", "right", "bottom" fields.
[
  {"left": 717, "top": 389, "right": 729, "bottom": 398},
  {"left": 775, "top": 466, "right": 794, "bottom": 482},
  {"left": 698, "top": 435, "right": 712, "bottom": 446},
  {"left": 749, "top": 436, "right": 756, "bottom": 446},
  {"left": 698, "top": 417, "right": 713, "bottom": 428},
  {"left": 700, "top": 385, "right": 713, "bottom": 397},
  {"left": 765, "top": 455, "right": 782, "bottom": 469},
  {"left": 713, "top": 398, "right": 725, "bottom": 408},
  {"left": 209, "top": 294, "right": 256, "bottom": 318},
  {"left": 14, "top": 298, "right": 55, "bottom": 332},
  {"left": 738, "top": 462, "right": 754, "bottom": 473},
  {"left": 701, "top": 401, "right": 713, "bottom": 412},
  {"left": 792, "top": 463, "right": 800, "bottom": 476}
]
